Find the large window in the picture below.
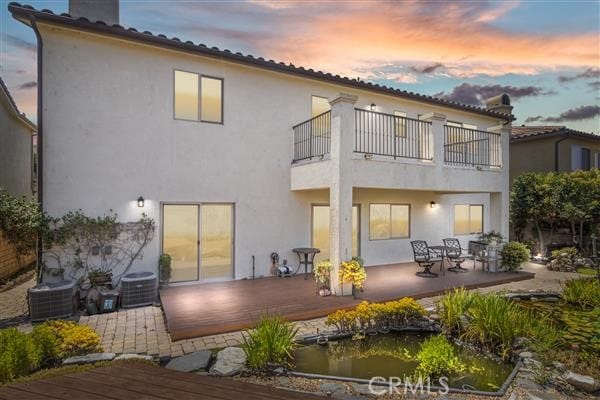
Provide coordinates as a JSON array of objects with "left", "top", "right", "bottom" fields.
[
  {"left": 369, "top": 204, "right": 410, "bottom": 240},
  {"left": 311, "top": 95, "right": 330, "bottom": 117},
  {"left": 311, "top": 205, "right": 360, "bottom": 263},
  {"left": 454, "top": 204, "right": 483, "bottom": 235},
  {"left": 174, "top": 70, "right": 223, "bottom": 123}
]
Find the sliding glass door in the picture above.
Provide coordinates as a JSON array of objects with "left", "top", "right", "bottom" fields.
[
  {"left": 162, "top": 204, "right": 234, "bottom": 283},
  {"left": 311, "top": 205, "right": 360, "bottom": 263}
]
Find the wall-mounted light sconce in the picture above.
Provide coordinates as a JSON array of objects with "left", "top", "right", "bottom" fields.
[
  {"left": 370, "top": 103, "right": 376, "bottom": 111},
  {"left": 364, "top": 153, "right": 373, "bottom": 160},
  {"left": 430, "top": 201, "right": 437, "bottom": 209},
  {"left": 137, "top": 196, "right": 145, "bottom": 208}
]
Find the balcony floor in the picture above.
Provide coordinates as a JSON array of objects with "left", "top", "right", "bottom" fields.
[{"left": 160, "top": 261, "right": 534, "bottom": 341}]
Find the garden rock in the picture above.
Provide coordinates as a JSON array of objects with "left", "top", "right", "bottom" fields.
[
  {"left": 320, "top": 382, "right": 347, "bottom": 394},
  {"left": 115, "top": 353, "right": 154, "bottom": 362},
  {"left": 564, "top": 371, "right": 600, "bottom": 393},
  {"left": 516, "top": 378, "right": 543, "bottom": 391},
  {"left": 551, "top": 361, "right": 565, "bottom": 371},
  {"left": 351, "top": 383, "right": 374, "bottom": 395},
  {"left": 526, "top": 391, "right": 558, "bottom": 400},
  {"left": 210, "top": 347, "right": 246, "bottom": 376},
  {"left": 519, "top": 351, "right": 534, "bottom": 359},
  {"left": 166, "top": 350, "right": 213, "bottom": 372},
  {"left": 63, "top": 352, "right": 116, "bottom": 365}
]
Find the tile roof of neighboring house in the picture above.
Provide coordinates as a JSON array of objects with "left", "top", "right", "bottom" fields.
[
  {"left": 0, "top": 76, "right": 36, "bottom": 131},
  {"left": 7, "top": 2, "right": 513, "bottom": 122},
  {"left": 511, "top": 125, "right": 600, "bottom": 142}
]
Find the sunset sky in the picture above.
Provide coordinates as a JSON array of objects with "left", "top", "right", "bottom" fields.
[{"left": 1, "top": 0, "right": 599, "bottom": 132}]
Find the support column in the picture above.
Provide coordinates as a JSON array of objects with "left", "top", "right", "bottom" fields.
[
  {"left": 329, "top": 93, "right": 357, "bottom": 296},
  {"left": 420, "top": 112, "right": 447, "bottom": 169},
  {"left": 488, "top": 122, "right": 511, "bottom": 239}
]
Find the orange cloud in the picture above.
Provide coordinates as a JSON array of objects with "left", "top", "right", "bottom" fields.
[{"left": 254, "top": 2, "right": 598, "bottom": 80}]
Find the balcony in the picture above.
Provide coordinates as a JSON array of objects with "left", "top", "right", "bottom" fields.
[{"left": 292, "top": 109, "right": 502, "bottom": 168}]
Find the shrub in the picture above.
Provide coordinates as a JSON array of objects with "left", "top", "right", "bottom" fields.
[
  {"left": 435, "top": 287, "right": 475, "bottom": 334},
  {"left": 325, "top": 309, "right": 358, "bottom": 333},
  {"left": 30, "top": 324, "right": 59, "bottom": 367},
  {"left": 415, "top": 335, "right": 465, "bottom": 378},
  {"left": 561, "top": 278, "right": 600, "bottom": 309},
  {"left": 325, "top": 298, "right": 425, "bottom": 333},
  {"left": 339, "top": 259, "right": 367, "bottom": 291},
  {"left": 241, "top": 315, "right": 298, "bottom": 370},
  {"left": 42, "top": 321, "right": 102, "bottom": 359},
  {"left": 477, "top": 230, "right": 504, "bottom": 244},
  {"left": 501, "top": 242, "right": 530, "bottom": 271},
  {"left": 0, "top": 328, "right": 39, "bottom": 384},
  {"left": 547, "top": 247, "right": 586, "bottom": 272}
]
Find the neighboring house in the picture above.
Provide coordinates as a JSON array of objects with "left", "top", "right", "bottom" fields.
[
  {"left": 0, "top": 76, "right": 37, "bottom": 280},
  {"left": 10, "top": 1, "right": 513, "bottom": 294},
  {"left": 510, "top": 126, "right": 600, "bottom": 183},
  {"left": 0, "top": 77, "right": 37, "bottom": 197}
]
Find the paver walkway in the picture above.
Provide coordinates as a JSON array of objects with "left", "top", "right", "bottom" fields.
[{"left": 4, "top": 262, "right": 582, "bottom": 359}]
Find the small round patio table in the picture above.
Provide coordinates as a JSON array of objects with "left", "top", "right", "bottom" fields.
[{"left": 292, "top": 247, "right": 320, "bottom": 279}]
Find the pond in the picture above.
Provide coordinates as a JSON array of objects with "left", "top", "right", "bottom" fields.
[{"left": 294, "top": 332, "right": 515, "bottom": 392}]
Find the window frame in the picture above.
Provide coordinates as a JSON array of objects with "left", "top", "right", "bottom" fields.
[
  {"left": 393, "top": 110, "right": 407, "bottom": 138},
  {"left": 173, "top": 69, "right": 224, "bottom": 124},
  {"left": 369, "top": 203, "right": 411, "bottom": 241},
  {"left": 311, "top": 95, "right": 331, "bottom": 118},
  {"left": 454, "top": 204, "right": 484, "bottom": 236}
]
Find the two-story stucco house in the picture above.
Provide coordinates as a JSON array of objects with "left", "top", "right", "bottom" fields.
[
  {"left": 0, "top": 77, "right": 37, "bottom": 198},
  {"left": 510, "top": 125, "right": 600, "bottom": 184},
  {"left": 10, "top": 1, "right": 513, "bottom": 294}
]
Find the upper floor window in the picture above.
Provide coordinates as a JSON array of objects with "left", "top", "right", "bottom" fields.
[
  {"left": 394, "top": 110, "right": 407, "bottom": 137},
  {"left": 571, "top": 145, "right": 592, "bottom": 171},
  {"left": 369, "top": 204, "right": 410, "bottom": 240},
  {"left": 174, "top": 70, "right": 223, "bottom": 123},
  {"left": 311, "top": 95, "right": 330, "bottom": 117},
  {"left": 454, "top": 204, "right": 483, "bottom": 235}
]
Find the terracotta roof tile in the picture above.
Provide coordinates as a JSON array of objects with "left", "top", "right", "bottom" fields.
[
  {"left": 8, "top": 2, "right": 513, "bottom": 121},
  {"left": 511, "top": 125, "right": 600, "bottom": 141},
  {"left": 0, "top": 76, "right": 36, "bottom": 130}
]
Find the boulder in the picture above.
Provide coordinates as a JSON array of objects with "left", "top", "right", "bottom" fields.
[
  {"left": 526, "top": 390, "right": 558, "bottom": 400},
  {"left": 63, "top": 353, "right": 116, "bottom": 365},
  {"left": 319, "top": 382, "right": 347, "bottom": 394},
  {"left": 564, "top": 371, "right": 600, "bottom": 393},
  {"left": 166, "top": 350, "right": 213, "bottom": 372},
  {"left": 519, "top": 351, "right": 534, "bottom": 359},
  {"left": 351, "top": 383, "right": 374, "bottom": 395},
  {"left": 114, "top": 353, "right": 154, "bottom": 362},
  {"left": 209, "top": 347, "right": 246, "bottom": 376}
]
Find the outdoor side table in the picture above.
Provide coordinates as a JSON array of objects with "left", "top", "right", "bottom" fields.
[{"left": 292, "top": 247, "right": 320, "bottom": 279}]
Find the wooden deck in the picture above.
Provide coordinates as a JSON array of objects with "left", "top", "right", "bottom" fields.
[
  {"left": 0, "top": 362, "right": 321, "bottom": 400},
  {"left": 160, "top": 262, "right": 534, "bottom": 340}
]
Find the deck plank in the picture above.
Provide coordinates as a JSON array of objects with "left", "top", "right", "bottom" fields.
[
  {"left": 0, "top": 386, "right": 64, "bottom": 400},
  {"left": 161, "top": 261, "right": 534, "bottom": 339}
]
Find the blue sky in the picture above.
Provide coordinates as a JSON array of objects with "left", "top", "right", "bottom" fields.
[{"left": 1, "top": 0, "right": 599, "bottom": 132}]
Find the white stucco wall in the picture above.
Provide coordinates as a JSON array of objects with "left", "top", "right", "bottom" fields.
[
  {"left": 0, "top": 91, "right": 34, "bottom": 198},
  {"left": 38, "top": 23, "right": 508, "bottom": 281}
]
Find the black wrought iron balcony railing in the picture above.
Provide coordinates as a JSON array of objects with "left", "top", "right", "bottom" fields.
[
  {"left": 354, "top": 109, "right": 433, "bottom": 160},
  {"left": 292, "top": 111, "right": 331, "bottom": 163},
  {"left": 444, "top": 125, "right": 501, "bottom": 168}
]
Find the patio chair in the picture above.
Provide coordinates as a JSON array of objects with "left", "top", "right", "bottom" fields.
[
  {"left": 411, "top": 240, "right": 440, "bottom": 278},
  {"left": 442, "top": 238, "right": 468, "bottom": 272}
]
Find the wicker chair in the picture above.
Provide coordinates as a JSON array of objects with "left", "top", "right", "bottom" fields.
[
  {"left": 411, "top": 240, "right": 441, "bottom": 278},
  {"left": 442, "top": 238, "right": 468, "bottom": 272}
]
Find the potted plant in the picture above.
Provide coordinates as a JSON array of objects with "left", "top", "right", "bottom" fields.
[
  {"left": 87, "top": 269, "right": 113, "bottom": 287},
  {"left": 159, "top": 253, "right": 172, "bottom": 285},
  {"left": 339, "top": 258, "right": 367, "bottom": 298},
  {"left": 313, "top": 259, "right": 332, "bottom": 295},
  {"left": 478, "top": 230, "right": 504, "bottom": 246}
]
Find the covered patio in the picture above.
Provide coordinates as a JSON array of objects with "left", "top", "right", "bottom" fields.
[{"left": 160, "top": 261, "right": 534, "bottom": 340}]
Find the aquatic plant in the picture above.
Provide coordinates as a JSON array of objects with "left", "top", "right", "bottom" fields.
[
  {"left": 561, "top": 277, "right": 600, "bottom": 309},
  {"left": 415, "top": 335, "right": 465, "bottom": 378},
  {"left": 435, "top": 287, "right": 475, "bottom": 334},
  {"left": 241, "top": 314, "right": 298, "bottom": 370}
]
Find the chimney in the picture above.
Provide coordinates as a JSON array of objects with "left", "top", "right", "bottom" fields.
[
  {"left": 485, "top": 93, "right": 512, "bottom": 115},
  {"left": 69, "top": 0, "right": 119, "bottom": 25}
]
